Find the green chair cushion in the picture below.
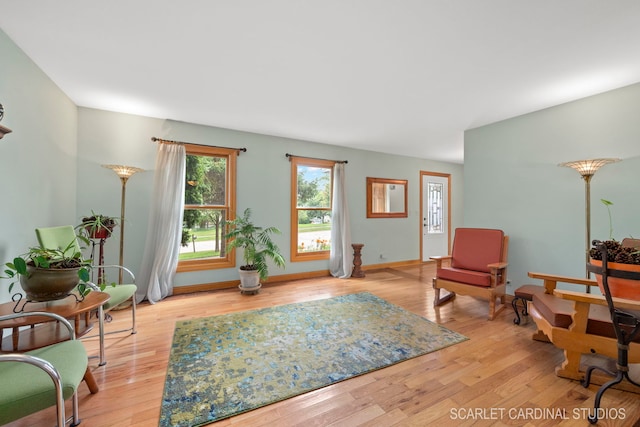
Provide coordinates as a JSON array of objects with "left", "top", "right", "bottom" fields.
[
  {"left": 0, "top": 340, "right": 88, "bottom": 424},
  {"left": 102, "top": 284, "right": 136, "bottom": 310}
]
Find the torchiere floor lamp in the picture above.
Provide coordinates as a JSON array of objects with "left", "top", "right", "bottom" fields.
[
  {"left": 102, "top": 164, "right": 144, "bottom": 283},
  {"left": 559, "top": 158, "right": 620, "bottom": 282}
]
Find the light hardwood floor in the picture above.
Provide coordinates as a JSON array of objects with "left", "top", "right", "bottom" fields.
[{"left": 6, "top": 263, "right": 640, "bottom": 426}]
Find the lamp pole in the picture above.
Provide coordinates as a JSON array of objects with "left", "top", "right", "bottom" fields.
[{"left": 102, "top": 164, "right": 144, "bottom": 283}]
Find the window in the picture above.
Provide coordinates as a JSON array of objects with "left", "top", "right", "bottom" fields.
[
  {"left": 290, "top": 157, "right": 334, "bottom": 262},
  {"left": 177, "top": 144, "right": 236, "bottom": 272}
]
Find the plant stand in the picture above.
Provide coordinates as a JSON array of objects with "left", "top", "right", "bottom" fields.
[
  {"left": 90, "top": 237, "right": 108, "bottom": 286},
  {"left": 239, "top": 283, "right": 262, "bottom": 295},
  {"left": 351, "top": 243, "right": 365, "bottom": 278}
]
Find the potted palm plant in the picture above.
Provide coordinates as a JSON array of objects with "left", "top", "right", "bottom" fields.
[
  {"left": 2, "top": 241, "right": 92, "bottom": 302},
  {"left": 224, "top": 208, "right": 285, "bottom": 291}
]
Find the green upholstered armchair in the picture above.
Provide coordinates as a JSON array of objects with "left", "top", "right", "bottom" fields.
[
  {"left": 0, "top": 312, "right": 88, "bottom": 426},
  {"left": 35, "top": 225, "right": 137, "bottom": 366}
]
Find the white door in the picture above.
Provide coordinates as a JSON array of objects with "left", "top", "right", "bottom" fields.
[{"left": 421, "top": 173, "right": 450, "bottom": 261}]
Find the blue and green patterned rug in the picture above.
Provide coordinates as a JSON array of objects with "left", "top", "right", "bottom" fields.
[{"left": 159, "top": 292, "right": 468, "bottom": 426}]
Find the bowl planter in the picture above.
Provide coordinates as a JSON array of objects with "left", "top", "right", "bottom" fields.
[
  {"left": 588, "top": 259, "right": 640, "bottom": 300},
  {"left": 2, "top": 244, "right": 92, "bottom": 302},
  {"left": 20, "top": 264, "right": 82, "bottom": 302},
  {"left": 78, "top": 213, "right": 118, "bottom": 240},
  {"left": 84, "top": 225, "right": 114, "bottom": 239}
]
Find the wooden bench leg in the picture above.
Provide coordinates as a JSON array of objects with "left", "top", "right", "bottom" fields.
[{"left": 556, "top": 350, "right": 583, "bottom": 381}]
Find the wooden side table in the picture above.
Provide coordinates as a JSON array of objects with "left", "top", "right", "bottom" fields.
[
  {"left": 0, "top": 292, "right": 109, "bottom": 352},
  {"left": 0, "top": 292, "right": 108, "bottom": 394}
]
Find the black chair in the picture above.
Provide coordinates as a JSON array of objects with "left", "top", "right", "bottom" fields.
[{"left": 584, "top": 240, "right": 640, "bottom": 424}]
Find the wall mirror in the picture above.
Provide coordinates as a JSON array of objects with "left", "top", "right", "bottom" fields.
[{"left": 366, "top": 177, "right": 408, "bottom": 218}]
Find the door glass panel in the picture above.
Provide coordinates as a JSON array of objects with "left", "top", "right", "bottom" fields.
[{"left": 427, "top": 182, "right": 443, "bottom": 234}]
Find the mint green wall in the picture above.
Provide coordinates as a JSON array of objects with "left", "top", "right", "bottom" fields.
[
  {"left": 77, "top": 109, "right": 464, "bottom": 290},
  {"left": 0, "top": 29, "right": 78, "bottom": 304},
  {"left": 464, "top": 83, "right": 640, "bottom": 294}
]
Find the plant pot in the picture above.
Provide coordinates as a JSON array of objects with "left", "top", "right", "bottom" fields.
[
  {"left": 238, "top": 268, "right": 260, "bottom": 289},
  {"left": 85, "top": 225, "right": 113, "bottom": 239},
  {"left": 19, "top": 265, "right": 80, "bottom": 302},
  {"left": 589, "top": 259, "right": 640, "bottom": 300}
]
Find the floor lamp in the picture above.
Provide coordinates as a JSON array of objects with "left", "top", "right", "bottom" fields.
[
  {"left": 559, "top": 158, "right": 620, "bottom": 282},
  {"left": 102, "top": 164, "right": 144, "bottom": 283}
]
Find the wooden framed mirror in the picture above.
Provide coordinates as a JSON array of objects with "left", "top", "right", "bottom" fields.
[{"left": 366, "top": 177, "right": 408, "bottom": 218}]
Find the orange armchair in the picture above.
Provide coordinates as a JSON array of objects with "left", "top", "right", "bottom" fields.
[{"left": 431, "top": 228, "right": 509, "bottom": 320}]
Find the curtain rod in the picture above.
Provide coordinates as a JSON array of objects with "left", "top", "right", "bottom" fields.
[
  {"left": 285, "top": 153, "right": 348, "bottom": 164},
  {"left": 151, "top": 137, "right": 247, "bottom": 153}
]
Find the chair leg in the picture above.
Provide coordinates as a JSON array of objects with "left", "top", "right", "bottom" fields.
[
  {"left": 83, "top": 368, "right": 100, "bottom": 394},
  {"left": 54, "top": 382, "right": 65, "bottom": 427},
  {"left": 98, "top": 305, "right": 106, "bottom": 366},
  {"left": 71, "top": 391, "right": 81, "bottom": 426},
  {"left": 488, "top": 296, "right": 501, "bottom": 320},
  {"left": 432, "top": 279, "right": 455, "bottom": 307},
  {"left": 587, "top": 371, "right": 625, "bottom": 424},
  {"left": 131, "top": 296, "right": 137, "bottom": 335},
  {"left": 512, "top": 297, "right": 528, "bottom": 325}
]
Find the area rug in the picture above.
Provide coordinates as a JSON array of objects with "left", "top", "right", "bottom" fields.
[{"left": 159, "top": 292, "right": 468, "bottom": 426}]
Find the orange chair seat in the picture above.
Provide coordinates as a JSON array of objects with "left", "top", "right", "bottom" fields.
[{"left": 436, "top": 267, "right": 493, "bottom": 287}]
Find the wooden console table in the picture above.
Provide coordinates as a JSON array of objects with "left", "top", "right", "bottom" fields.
[{"left": 0, "top": 291, "right": 109, "bottom": 352}]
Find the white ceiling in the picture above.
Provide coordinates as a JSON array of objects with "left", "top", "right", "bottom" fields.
[{"left": 2, "top": 1, "right": 640, "bottom": 163}]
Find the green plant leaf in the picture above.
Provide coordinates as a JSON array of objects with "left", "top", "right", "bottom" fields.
[
  {"left": 13, "top": 257, "right": 27, "bottom": 275},
  {"left": 78, "top": 268, "right": 90, "bottom": 282}
]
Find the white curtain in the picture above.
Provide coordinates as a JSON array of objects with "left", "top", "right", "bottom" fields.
[
  {"left": 136, "top": 142, "right": 186, "bottom": 303},
  {"left": 329, "top": 163, "right": 353, "bottom": 278}
]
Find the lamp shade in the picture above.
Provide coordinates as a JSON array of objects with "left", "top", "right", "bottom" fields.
[
  {"left": 558, "top": 158, "right": 620, "bottom": 177},
  {"left": 102, "top": 164, "right": 144, "bottom": 180}
]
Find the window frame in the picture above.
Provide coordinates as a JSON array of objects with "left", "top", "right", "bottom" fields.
[
  {"left": 290, "top": 157, "right": 335, "bottom": 262},
  {"left": 177, "top": 144, "right": 237, "bottom": 272}
]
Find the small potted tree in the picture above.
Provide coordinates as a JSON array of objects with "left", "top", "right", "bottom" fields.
[
  {"left": 77, "top": 211, "right": 118, "bottom": 239},
  {"left": 224, "top": 208, "right": 285, "bottom": 291}
]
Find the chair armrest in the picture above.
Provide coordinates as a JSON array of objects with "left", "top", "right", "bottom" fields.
[
  {"left": 527, "top": 272, "right": 597, "bottom": 294},
  {"left": 429, "top": 255, "right": 451, "bottom": 269},
  {"left": 554, "top": 289, "right": 640, "bottom": 311},
  {"left": 0, "top": 312, "right": 76, "bottom": 339},
  {"left": 487, "top": 262, "right": 508, "bottom": 269},
  {"left": 0, "top": 353, "right": 64, "bottom": 397},
  {"left": 92, "top": 264, "right": 136, "bottom": 283}
]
